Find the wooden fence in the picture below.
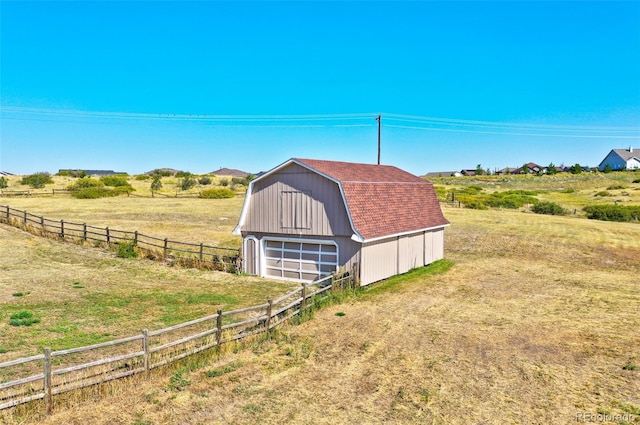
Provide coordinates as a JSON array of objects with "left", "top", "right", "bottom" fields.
[
  {"left": 0, "top": 205, "right": 240, "bottom": 272},
  {"left": 0, "top": 189, "right": 239, "bottom": 199},
  {"left": 0, "top": 189, "right": 71, "bottom": 197},
  {"left": 0, "top": 271, "right": 355, "bottom": 414}
]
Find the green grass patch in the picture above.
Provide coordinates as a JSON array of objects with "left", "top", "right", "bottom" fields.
[
  {"left": 361, "top": 259, "right": 454, "bottom": 298},
  {"left": 204, "top": 361, "right": 243, "bottom": 378},
  {"left": 9, "top": 311, "right": 40, "bottom": 327}
]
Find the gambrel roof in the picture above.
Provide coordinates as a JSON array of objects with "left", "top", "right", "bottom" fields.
[{"left": 236, "top": 158, "right": 449, "bottom": 242}]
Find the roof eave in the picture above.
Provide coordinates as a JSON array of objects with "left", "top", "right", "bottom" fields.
[{"left": 356, "top": 223, "right": 451, "bottom": 244}]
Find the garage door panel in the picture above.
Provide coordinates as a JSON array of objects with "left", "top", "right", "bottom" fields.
[{"left": 263, "top": 238, "right": 338, "bottom": 282}]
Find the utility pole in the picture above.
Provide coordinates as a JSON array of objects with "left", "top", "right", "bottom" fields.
[{"left": 376, "top": 114, "right": 381, "bottom": 165}]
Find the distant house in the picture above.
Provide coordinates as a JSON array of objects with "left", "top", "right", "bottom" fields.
[
  {"left": 209, "top": 168, "right": 250, "bottom": 178},
  {"left": 495, "top": 167, "right": 517, "bottom": 175},
  {"left": 233, "top": 158, "right": 450, "bottom": 286},
  {"left": 598, "top": 147, "right": 640, "bottom": 171},
  {"left": 511, "top": 163, "right": 543, "bottom": 175}
]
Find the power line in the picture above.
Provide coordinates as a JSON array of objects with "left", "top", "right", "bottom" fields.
[
  {"left": 385, "top": 124, "right": 640, "bottom": 139},
  {"left": 2, "top": 106, "right": 639, "bottom": 139}
]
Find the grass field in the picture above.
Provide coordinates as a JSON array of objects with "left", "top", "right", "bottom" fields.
[{"left": 1, "top": 173, "right": 639, "bottom": 424}]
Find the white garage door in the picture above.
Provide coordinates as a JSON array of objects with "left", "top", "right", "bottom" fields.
[{"left": 264, "top": 239, "right": 338, "bottom": 282}]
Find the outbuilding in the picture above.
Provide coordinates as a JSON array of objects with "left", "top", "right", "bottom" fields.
[{"left": 233, "top": 158, "right": 450, "bottom": 286}]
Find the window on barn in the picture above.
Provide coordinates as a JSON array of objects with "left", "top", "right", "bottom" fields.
[{"left": 281, "top": 190, "right": 312, "bottom": 229}]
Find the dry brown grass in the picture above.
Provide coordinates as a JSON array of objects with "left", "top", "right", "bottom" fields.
[{"left": 2, "top": 205, "right": 638, "bottom": 424}]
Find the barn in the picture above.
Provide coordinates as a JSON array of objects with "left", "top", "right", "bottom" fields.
[{"left": 233, "top": 158, "right": 450, "bottom": 286}]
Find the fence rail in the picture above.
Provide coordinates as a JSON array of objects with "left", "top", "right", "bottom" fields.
[
  {"left": 0, "top": 271, "right": 355, "bottom": 414},
  {"left": 0, "top": 205, "right": 240, "bottom": 272},
  {"left": 0, "top": 189, "right": 242, "bottom": 199}
]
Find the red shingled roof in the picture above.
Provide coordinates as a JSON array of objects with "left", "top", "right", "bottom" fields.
[{"left": 295, "top": 158, "right": 450, "bottom": 240}]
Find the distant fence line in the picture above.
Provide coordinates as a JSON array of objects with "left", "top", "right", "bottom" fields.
[
  {"left": 0, "top": 189, "right": 241, "bottom": 199},
  {"left": 0, "top": 271, "right": 356, "bottom": 414},
  {"left": 0, "top": 205, "right": 240, "bottom": 273}
]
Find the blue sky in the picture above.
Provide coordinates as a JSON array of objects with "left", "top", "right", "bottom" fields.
[{"left": 1, "top": 1, "right": 639, "bottom": 176}]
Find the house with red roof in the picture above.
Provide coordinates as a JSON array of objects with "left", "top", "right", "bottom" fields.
[{"left": 233, "top": 158, "right": 450, "bottom": 286}]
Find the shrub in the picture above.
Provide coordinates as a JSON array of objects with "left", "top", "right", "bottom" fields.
[
  {"left": 68, "top": 177, "right": 130, "bottom": 198},
  {"left": 531, "top": 201, "right": 567, "bottom": 216},
  {"left": 70, "top": 177, "right": 104, "bottom": 189},
  {"left": 200, "top": 187, "right": 235, "bottom": 199},
  {"left": 219, "top": 178, "right": 229, "bottom": 187},
  {"left": 175, "top": 171, "right": 192, "bottom": 178},
  {"left": 607, "top": 184, "right": 627, "bottom": 190},
  {"left": 583, "top": 205, "right": 640, "bottom": 222},
  {"left": 21, "top": 172, "right": 53, "bottom": 188},
  {"left": 100, "top": 175, "right": 132, "bottom": 188},
  {"left": 71, "top": 187, "right": 119, "bottom": 199},
  {"left": 135, "top": 174, "right": 150, "bottom": 180},
  {"left": 180, "top": 175, "right": 196, "bottom": 191},
  {"left": 594, "top": 191, "right": 610, "bottom": 197},
  {"left": 633, "top": 178, "right": 640, "bottom": 184},
  {"left": 485, "top": 191, "right": 538, "bottom": 209},
  {"left": 57, "top": 169, "right": 87, "bottom": 178},
  {"left": 198, "top": 176, "right": 212, "bottom": 185},
  {"left": 116, "top": 241, "right": 139, "bottom": 259},
  {"left": 0, "top": 176, "right": 7, "bottom": 189},
  {"left": 150, "top": 169, "right": 173, "bottom": 177}
]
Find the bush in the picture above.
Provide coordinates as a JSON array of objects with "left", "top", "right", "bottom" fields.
[
  {"left": 219, "top": 178, "right": 229, "bottom": 187},
  {"left": 57, "top": 169, "right": 87, "bottom": 178},
  {"left": 583, "top": 205, "right": 640, "bottom": 222},
  {"left": 175, "top": 171, "right": 192, "bottom": 178},
  {"left": 200, "top": 187, "right": 235, "bottom": 199},
  {"left": 198, "top": 176, "right": 212, "bottom": 185},
  {"left": 607, "top": 184, "right": 627, "bottom": 190},
  {"left": 100, "top": 175, "right": 132, "bottom": 188},
  {"left": 71, "top": 187, "right": 119, "bottom": 199},
  {"left": 68, "top": 178, "right": 129, "bottom": 198},
  {"left": 116, "top": 241, "right": 139, "bottom": 259},
  {"left": 485, "top": 191, "right": 538, "bottom": 209},
  {"left": 150, "top": 169, "right": 173, "bottom": 177},
  {"left": 179, "top": 175, "right": 196, "bottom": 191},
  {"left": 0, "top": 176, "right": 7, "bottom": 189},
  {"left": 21, "top": 172, "right": 53, "bottom": 188},
  {"left": 595, "top": 191, "right": 611, "bottom": 197},
  {"left": 70, "top": 177, "right": 104, "bottom": 189},
  {"left": 135, "top": 174, "right": 150, "bottom": 180},
  {"left": 531, "top": 201, "right": 567, "bottom": 216}
]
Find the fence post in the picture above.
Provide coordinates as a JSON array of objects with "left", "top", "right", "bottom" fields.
[
  {"left": 43, "top": 347, "right": 52, "bottom": 415},
  {"left": 83, "top": 223, "right": 87, "bottom": 241},
  {"left": 5, "top": 205, "right": 9, "bottom": 221},
  {"left": 265, "top": 299, "right": 273, "bottom": 334},
  {"left": 216, "top": 309, "right": 223, "bottom": 348},
  {"left": 60, "top": 220, "right": 64, "bottom": 238},
  {"left": 301, "top": 283, "right": 307, "bottom": 309},
  {"left": 23, "top": 210, "right": 27, "bottom": 226},
  {"left": 199, "top": 243, "right": 204, "bottom": 262},
  {"left": 163, "top": 238, "right": 168, "bottom": 258},
  {"left": 106, "top": 227, "right": 110, "bottom": 244},
  {"left": 134, "top": 231, "right": 138, "bottom": 245},
  {"left": 142, "top": 329, "right": 150, "bottom": 379},
  {"left": 40, "top": 216, "right": 44, "bottom": 230},
  {"left": 331, "top": 273, "right": 336, "bottom": 292}
]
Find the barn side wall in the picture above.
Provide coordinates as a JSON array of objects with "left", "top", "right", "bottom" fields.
[{"left": 360, "top": 227, "right": 446, "bottom": 286}]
